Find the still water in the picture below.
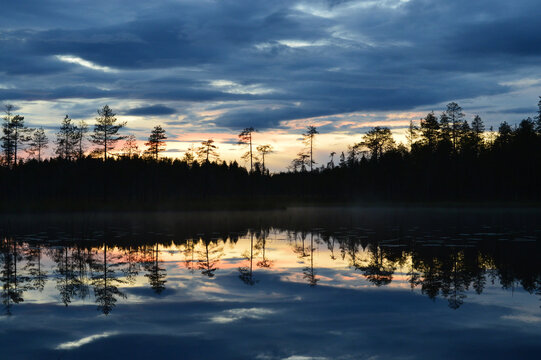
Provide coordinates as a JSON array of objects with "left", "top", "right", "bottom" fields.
[{"left": 1, "top": 208, "right": 541, "bottom": 359}]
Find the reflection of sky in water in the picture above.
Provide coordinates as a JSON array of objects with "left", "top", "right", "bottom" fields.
[{"left": 1, "top": 211, "right": 541, "bottom": 359}]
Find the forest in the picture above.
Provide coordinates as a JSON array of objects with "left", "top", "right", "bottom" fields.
[{"left": 1, "top": 99, "right": 541, "bottom": 210}]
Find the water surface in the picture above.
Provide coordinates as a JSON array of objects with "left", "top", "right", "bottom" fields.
[{"left": 1, "top": 208, "right": 541, "bottom": 359}]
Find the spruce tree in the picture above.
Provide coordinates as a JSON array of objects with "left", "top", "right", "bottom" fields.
[
  {"left": 145, "top": 125, "right": 167, "bottom": 160},
  {"left": 1, "top": 104, "right": 32, "bottom": 165},
  {"left": 28, "top": 128, "right": 49, "bottom": 162},
  {"left": 55, "top": 115, "right": 78, "bottom": 160},
  {"left": 91, "top": 105, "right": 126, "bottom": 160}
]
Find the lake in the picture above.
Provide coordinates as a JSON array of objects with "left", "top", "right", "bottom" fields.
[{"left": 1, "top": 208, "right": 540, "bottom": 359}]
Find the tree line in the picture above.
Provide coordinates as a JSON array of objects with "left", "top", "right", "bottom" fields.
[{"left": 1, "top": 99, "right": 541, "bottom": 209}]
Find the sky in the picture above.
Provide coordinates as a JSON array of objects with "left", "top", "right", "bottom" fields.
[{"left": 2, "top": 0, "right": 541, "bottom": 170}]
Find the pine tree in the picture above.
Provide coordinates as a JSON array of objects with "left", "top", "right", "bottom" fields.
[
  {"left": 361, "top": 126, "right": 395, "bottom": 160},
  {"left": 145, "top": 125, "right": 167, "bottom": 160},
  {"left": 535, "top": 96, "right": 541, "bottom": 134},
  {"left": 405, "top": 119, "right": 418, "bottom": 150},
  {"left": 1, "top": 104, "right": 32, "bottom": 165},
  {"left": 445, "top": 102, "right": 465, "bottom": 153},
  {"left": 182, "top": 144, "right": 196, "bottom": 165},
  {"left": 55, "top": 115, "right": 79, "bottom": 160},
  {"left": 197, "top": 139, "right": 219, "bottom": 162},
  {"left": 75, "top": 120, "right": 88, "bottom": 159},
  {"left": 27, "top": 128, "right": 49, "bottom": 162},
  {"left": 256, "top": 144, "right": 273, "bottom": 174},
  {"left": 91, "top": 105, "right": 126, "bottom": 160},
  {"left": 420, "top": 112, "right": 440, "bottom": 149},
  {"left": 238, "top": 127, "right": 256, "bottom": 172},
  {"left": 302, "top": 125, "right": 318, "bottom": 171},
  {"left": 122, "top": 135, "right": 139, "bottom": 158},
  {"left": 471, "top": 115, "right": 485, "bottom": 152}
]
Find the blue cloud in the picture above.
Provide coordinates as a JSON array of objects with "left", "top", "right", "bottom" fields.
[
  {"left": 1, "top": 0, "right": 541, "bottom": 131},
  {"left": 123, "top": 104, "right": 177, "bottom": 116}
]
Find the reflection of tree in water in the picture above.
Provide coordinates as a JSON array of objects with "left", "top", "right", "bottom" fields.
[
  {"left": 356, "top": 244, "right": 395, "bottom": 287},
  {"left": 196, "top": 237, "right": 223, "bottom": 278},
  {"left": 72, "top": 245, "right": 92, "bottom": 300},
  {"left": 2, "top": 218, "right": 541, "bottom": 312},
  {"left": 415, "top": 248, "right": 481, "bottom": 309},
  {"left": 144, "top": 243, "right": 167, "bottom": 294},
  {"left": 321, "top": 233, "right": 337, "bottom": 261},
  {"left": 52, "top": 247, "right": 78, "bottom": 306},
  {"left": 406, "top": 241, "right": 421, "bottom": 290},
  {"left": 91, "top": 244, "right": 126, "bottom": 315},
  {"left": 440, "top": 251, "right": 469, "bottom": 309},
  {"left": 290, "top": 231, "right": 309, "bottom": 259},
  {"left": 0, "top": 238, "right": 26, "bottom": 315},
  {"left": 182, "top": 239, "right": 196, "bottom": 274},
  {"left": 339, "top": 235, "right": 363, "bottom": 269},
  {"left": 120, "top": 246, "right": 142, "bottom": 285},
  {"left": 238, "top": 232, "right": 257, "bottom": 286},
  {"left": 302, "top": 233, "right": 319, "bottom": 287},
  {"left": 24, "top": 242, "right": 47, "bottom": 292},
  {"left": 255, "top": 230, "right": 273, "bottom": 269}
]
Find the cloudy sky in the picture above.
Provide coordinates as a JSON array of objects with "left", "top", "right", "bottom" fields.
[{"left": 2, "top": 0, "right": 541, "bottom": 170}]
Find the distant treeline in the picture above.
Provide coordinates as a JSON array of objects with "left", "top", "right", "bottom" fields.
[{"left": 1, "top": 99, "right": 541, "bottom": 210}]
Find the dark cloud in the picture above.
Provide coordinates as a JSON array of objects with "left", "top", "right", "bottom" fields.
[
  {"left": 123, "top": 104, "right": 177, "bottom": 116},
  {"left": 2, "top": 0, "right": 541, "bottom": 130},
  {"left": 488, "top": 107, "right": 537, "bottom": 115}
]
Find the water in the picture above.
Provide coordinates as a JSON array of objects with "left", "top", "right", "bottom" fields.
[{"left": 1, "top": 208, "right": 540, "bottom": 359}]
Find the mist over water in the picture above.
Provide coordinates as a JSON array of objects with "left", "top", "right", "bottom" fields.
[{"left": 1, "top": 208, "right": 540, "bottom": 359}]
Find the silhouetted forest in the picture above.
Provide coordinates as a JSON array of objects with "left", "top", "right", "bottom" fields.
[
  {"left": 2, "top": 99, "right": 541, "bottom": 210},
  {"left": 1, "top": 209, "right": 540, "bottom": 314}
]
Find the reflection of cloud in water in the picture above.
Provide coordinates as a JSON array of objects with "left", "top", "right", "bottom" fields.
[
  {"left": 56, "top": 331, "right": 118, "bottom": 349},
  {"left": 210, "top": 307, "right": 275, "bottom": 323},
  {"left": 502, "top": 315, "right": 541, "bottom": 324}
]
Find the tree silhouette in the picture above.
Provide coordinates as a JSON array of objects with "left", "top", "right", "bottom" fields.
[
  {"left": 27, "top": 128, "right": 49, "bottom": 162},
  {"left": 1, "top": 104, "right": 31, "bottom": 166},
  {"left": 360, "top": 126, "right": 395, "bottom": 160},
  {"left": 405, "top": 119, "right": 419, "bottom": 150},
  {"left": 238, "top": 127, "right": 257, "bottom": 172},
  {"left": 302, "top": 233, "right": 319, "bottom": 286},
  {"left": 144, "top": 242, "right": 167, "bottom": 294},
  {"left": 24, "top": 242, "right": 47, "bottom": 292},
  {"left": 292, "top": 152, "right": 310, "bottom": 172},
  {"left": 91, "top": 244, "right": 126, "bottom": 315},
  {"left": 535, "top": 96, "right": 541, "bottom": 133},
  {"left": 445, "top": 102, "right": 465, "bottom": 154},
  {"left": 327, "top": 151, "right": 336, "bottom": 169},
  {"left": 0, "top": 238, "right": 26, "bottom": 315},
  {"left": 256, "top": 144, "right": 273, "bottom": 174},
  {"left": 75, "top": 120, "right": 88, "bottom": 159},
  {"left": 419, "top": 111, "right": 440, "bottom": 150},
  {"left": 356, "top": 244, "right": 394, "bottom": 287},
  {"left": 145, "top": 125, "right": 167, "bottom": 160},
  {"left": 55, "top": 115, "right": 78, "bottom": 160},
  {"left": 91, "top": 105, "right": 126, "bottom": 161},
  {"left": 302, "top": 125, "right": 318, "bottom": 171},
  {"left": 52, "top": 247, "right": 78, "bottom": 306},
  {"left": 121, "top": 135, "right": 140, "bottom": 158},
  {"left": 197, "top": 238, "right": 223, "bottom": 278},
  {"left": 346, "top": 143, "right": 362, "bottom": 166},
  {"left": 182, "top": 144, "right": 197, "bottom": 165},
  {"left": 238, "top": 232, "right": 257, "bottom": 285},
  {"left": 197, "top": 139, "right": 219, "bottom": 162},
  {"left": 255, "top": 230, "right": 273, "bottom": 269}
]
